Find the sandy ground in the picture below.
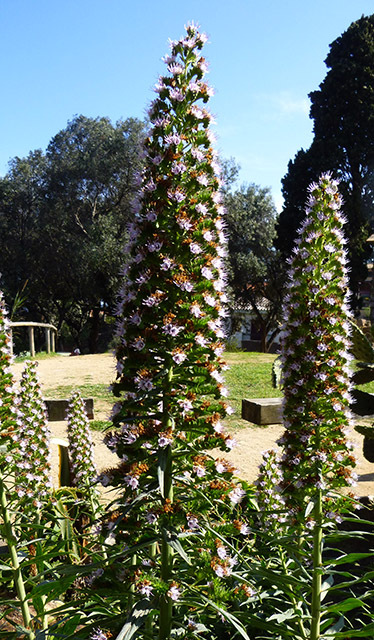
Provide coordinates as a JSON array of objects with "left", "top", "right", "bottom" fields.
[{"left": 10, "top": 353, "right": 374, "bottom": 497}]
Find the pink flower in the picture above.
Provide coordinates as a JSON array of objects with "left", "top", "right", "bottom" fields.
[
  {"left": 191, "top": 148, "right": 205, "bottom": 162},
  {"left": 147, "top": 240, "right": 163, "bottom": 252},
  {"left": 190, "top": 303, "right": 203, "bottom": 317},
  {"left": 177, "top": 398, "right": 193, "bottom": 413},
  {"left": 160, "top": 257, "right": 174, "bottom": 271},
  {"left": 168, "top": 189, "right": 186, "bottom": 203},
  {"left": 190, "top": 242, "right": 202, "bottom": 254},
  {"left": 195, "top": 333, "right": 208, "bottom": 347},
  {"left": 195, "top": 202, "right": 209, "bottom": 216},
  {"left": 158, "top": 434, "right": 173, "bottom": 447},
  {"left": 167, "top": 584, "right": 182, "bottom": 601},
  {"left": 187, "top": 516, "right": 199, "bottom": 530},
  {"left": 193, "top": 465, "right": 205, "bottom": 478},
  {"left": 169, "top": 87, "right": 184, "bottom": 102},
  {"left": 132, "top": 338, "right": 145, "bottom": 350},
  {"left": 168, "top": 63, "right": 183, "bottom": 75},
  {"left": 139, "top": 583, "right": 153, "bottom": 597},
  {"left": 197, "top": 174, "right": 209, "bottom": 187},
  {"left": 228, "top": 487, "right": 245, "bottom": 505},
  {"left": 201, "top": 266, "right": 213, "bottom": 280},
  {"left": 162, "top": 323, "right": 184, "bottom": 336},
  {"left": 172, "top": 350, "right": 187, "bottom": 364},
  {"left": 165, "top": 133, "right": 182, "bottom": 146}
]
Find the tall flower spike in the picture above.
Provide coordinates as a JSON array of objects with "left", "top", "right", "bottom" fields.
[
  {"left": 0, "top": 291, "right": 19, "bottom": 455},
  {"left": 279, "top": 173, "right": 356, "bottom": 524},
  {"left": 111, "top": 22, "right": 234, "bottom": 484},
  {"left": 15, "top": 360, "right": 52, "bottom": 513},
  {"left": 103, "top": 23, "right": 252, "bottom": 636},
  {"left": 66, "top": 391, "right": 97, "bottom": 488}
]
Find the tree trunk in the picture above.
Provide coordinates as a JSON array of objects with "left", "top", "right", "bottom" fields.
[{"left": 88, "top": 306, "right": 101, "bottom": 353}]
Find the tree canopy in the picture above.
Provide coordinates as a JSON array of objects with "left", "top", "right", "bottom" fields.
[
  {"left": 225, "top": 183, "right": 284, "bottom": 351},
  {"left": 0, "top": 115, "right": 144, "bottom": 351},
  {"left": 276, "top": 14, "right": 374, "bottom": 303}
]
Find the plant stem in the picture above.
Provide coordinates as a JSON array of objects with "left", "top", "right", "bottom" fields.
[
  {"left": 145, "top": 542, "right": 157, "bottom": 636},
  {"left": 34, "top": 513, "right": 48, "bottom": 631},
  {"left": 0, "top": 470, "right": 35, "bottom": 639},
  {"left": 279, "top": 549, "right": 307, "bottom": 640},
  {"left": 159, "top": 366, "right": 173, "bottom": 640},
  {"left": 310, "top": 489, "right": 323, "bottom": 640}
]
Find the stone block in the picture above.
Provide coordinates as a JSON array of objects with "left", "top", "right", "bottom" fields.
[
  {"left": 351, "top": 389, "right": 374, "bottom": 417},
  {"left": 45, "top": 397, "right": 94, "bottom": 421},
  {"left": 242, "top": 397, "right": 282, "bottom": 425}
]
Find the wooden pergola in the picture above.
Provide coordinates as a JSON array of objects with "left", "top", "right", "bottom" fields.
[{"left": 9, "top": 322, "right": 58, "bottom": 357}]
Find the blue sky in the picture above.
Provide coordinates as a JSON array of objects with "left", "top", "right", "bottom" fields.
[{"left": 1, "top": 0, "right": 373, "bottom": 210}]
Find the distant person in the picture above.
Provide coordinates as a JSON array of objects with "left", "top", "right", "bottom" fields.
[{"left": 70, "top": 348, "right": 81, "bottom": 356}]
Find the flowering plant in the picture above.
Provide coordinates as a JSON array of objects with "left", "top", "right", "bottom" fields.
[
  {"left": 279, "top": 174, "right": 356, "bottom": 521},
  {"left": 252, "top": 174, "right": 368, "bottom": 640},
  {"left": 66, "top": 390, "right": 98, "bottom": 490},
  {"left": 14, "top": 360, "right": 52, "bottom": 516},
  {"left": 0, "top": 295, "right": 38, "bottom": 638},
  {"left": 95, "top": 22, "right": 256, "bottom": 639}
]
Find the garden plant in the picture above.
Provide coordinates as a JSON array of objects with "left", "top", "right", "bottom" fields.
[
  {"left": 0, "top": 23, "right": 373, "bottom": 640},
  {"left": 94, "top": 21, "right": 258, "bottom": 640}
]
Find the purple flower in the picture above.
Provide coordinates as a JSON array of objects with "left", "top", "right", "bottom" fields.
[
  {"left": 158, "top": 434, "right": 173, "bottom": 447},
  {"left": 169, "top": 87, "right": 184, "bottom": 102},
  {"left": 189, "top": 242, "right": 202, "bottom": 254},
  {"left": 160, "top": 257, "right": 174, "bottom": 271},
  {"left": 228, "top": 487, "right": 246, "bottom": 504},
  {"left": 168, "top": 189, "right": 186, "bottom": 203},
  {"left": 165, "top": 133, "right": 182, "bottom": 146},
  {"left": 90, "top": 629, "right": 108, "bottom": 640},
  {"left": 167, "top": 584, "right": 182, "bottom": 601}
]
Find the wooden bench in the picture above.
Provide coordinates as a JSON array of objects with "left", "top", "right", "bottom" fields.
[{"left": 242, "top": 397, "right": 282, "bottom": 425}]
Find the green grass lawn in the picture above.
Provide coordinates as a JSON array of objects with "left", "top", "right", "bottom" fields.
[
  {"left": 224, "top": 352, "right": 280, "bottom": 430},
  {"left": 41, "top": 352, "right": 280, "bottom": 432},
  {"left": 39, "top": 350, "right": 374, "bottom": 432}
]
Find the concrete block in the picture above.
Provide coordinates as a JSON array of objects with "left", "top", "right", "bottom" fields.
[
  {"left": 45, "top": 397, "right": 94, "bottom": 421},
  {"left": 242, "top": 397, "right": 282, "bottom": 425},
  {"left": 351, "top": 389, "right": 374, "bottom": 416}
]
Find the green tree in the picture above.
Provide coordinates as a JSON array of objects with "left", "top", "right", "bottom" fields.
[
  {"left": 225, "top": 183, "right": 284, "bottom": 352},
  {"left": 0, "top": 150, "right": 46, "bottom": 308},
  {"left": 277, "top": 15, "right": 374, "bottom": 304},
  {"left": 0, "top": 115, "right": 145, "bottom": 351}
]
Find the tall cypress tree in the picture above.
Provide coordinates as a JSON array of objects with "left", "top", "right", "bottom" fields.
[{"left": 277, "top": 15, "right": 374, "bottom": 302}]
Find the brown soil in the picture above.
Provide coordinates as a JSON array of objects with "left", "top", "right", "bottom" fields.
[{"left": 11, "top": 353, "right": 374, "bottom": 497}]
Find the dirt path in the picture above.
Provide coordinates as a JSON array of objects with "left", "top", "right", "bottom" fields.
[{"left": 11, "top": 354, "right": 374, "bottom": 497}]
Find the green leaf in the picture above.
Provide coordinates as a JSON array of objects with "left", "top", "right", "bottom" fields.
[
  {"left": 322, "top": 616, "right": 344, "bottom": 635},
  {"left": 157, "top": 448, "right": 168, "bottom": 498},
  {"left": 163, "top": 528, "right": 191, "bottom": 565},
  {"left": 333, "top": 622, "right": 374, "bottom": 638},
  {"left": 305, "top": 499, "right": 314, "bottom": 518},
  {"left": 321, "top": 574, "right": 334, "bottom": 602},
  {"left": 326, "top": 597, "right": 366, "bottom": 613},
  {"left": 29, "top": 576, "right": 76, "bottom": 600},
  {"left": 354, "top": 424, "right": 374, "bottom": 438},
  {"left": 115, "top": 599, "right": 153, "bottom": 640},
  {"left": 328, "top": 552, "right": 374, "bottom": 566},
  {"left": 268, "top": 607, "right": 297, "bottom": 623},
  {"left": 191, "top": 593, "right": 252, "bottom": 640}
]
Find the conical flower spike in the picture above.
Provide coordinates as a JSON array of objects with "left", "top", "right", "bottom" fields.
[
  {"left": 100, "top": 24, "right": 253, "bottom": 635},
  {"left": 279, "top": 173, "right": 356, "bottom": 524},
  {"left": 16, "top": 360, "right": 52, "bottom": 512},
  {"left": 66, "top": 391, "right": 97, "bottom": 488},
  {"left": 0, "top": 291, "right": 19, "bottom": 456},
  {"left": 110, "top": 22, "right": 235, "bottom": 489}
]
